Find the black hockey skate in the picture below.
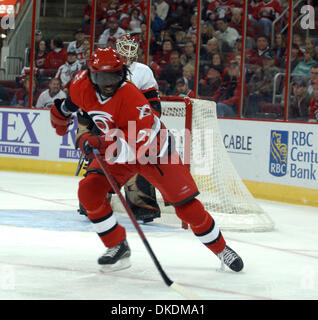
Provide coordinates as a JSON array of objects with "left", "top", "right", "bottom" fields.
[
  {"left": 77, "top": 202, "right": 87, "bottom": 216},
  {"left": 217, "top": 245, "right": 244, "bottom": 272},
  {"left": 98, "top": 239, "right": 131, "bottom": 272}
]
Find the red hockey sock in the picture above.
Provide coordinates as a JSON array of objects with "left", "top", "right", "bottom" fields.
[
  {"left": 87, "top": 199, "right": 126, "bottom": 248},
  {"left": 174, "top": 199, "right": 226, "bottom": 254}
]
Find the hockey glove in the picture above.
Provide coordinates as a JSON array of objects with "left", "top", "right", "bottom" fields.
[
  {"left": 50, "top": 99, "right": 73, "bottom": 136},
  {"left": 314, "top": 109, "right": 318, "bottom": 121},
  {"left": 77, "top": 132, "right": 109, "bottom": 159}
]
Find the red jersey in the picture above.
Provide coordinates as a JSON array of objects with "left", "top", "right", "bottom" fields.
[
  {"left": 35, "top": 52, "right": 47, "bottom": 68},
  {"left": 252, "top": 0, "right": 282, "bottom": 21},
  {"left": 69, "top": 70, "right": 166, "bottom": 163},
  {"left": 206, "top": 0, "right": 240, "bottom": 18},
  {"left": 120, "top": 0, "right": 146, "bottom": 18},
  {"left": 44, "top": 48, "right": 68, "bottom": 70}
]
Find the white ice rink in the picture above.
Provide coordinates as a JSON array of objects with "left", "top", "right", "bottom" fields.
[{"left": 0, "top": 170, "right": 317, "bottom": 300}]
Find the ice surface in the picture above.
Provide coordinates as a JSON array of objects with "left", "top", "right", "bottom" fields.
[{"left": 0, "top": 171, "right": 317, "bottom": 300}]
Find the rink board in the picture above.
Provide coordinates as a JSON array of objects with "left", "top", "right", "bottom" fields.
[
  {"left": 218, "top": 118, "right": 318, "bottom": 206},
  {"left": 0, "top": 107, "right": 318, "bottom": 206}
]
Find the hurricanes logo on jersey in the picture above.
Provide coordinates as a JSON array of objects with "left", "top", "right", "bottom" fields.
[
  {"left": 137, "top": 104, "right": 152, "bottom": 120},
  {"left": 88, "top": 111, "right": 114, "bottom": 133}
]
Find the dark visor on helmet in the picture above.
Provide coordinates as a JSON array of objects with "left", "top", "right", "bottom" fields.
[{"left": 90, "top": 71, "right": 122, "bottom": 87}]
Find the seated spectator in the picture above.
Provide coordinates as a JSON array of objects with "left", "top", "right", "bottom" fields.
[
  {"left": 174, "top": 77, "right": 195, "bottom": 98},
  {"left": 247, "top": 51, "right": 282, "bottom": 115},
  {"left": 307, "top": 64, "right": 318, "bottom": 96},
  {"left": 154, "top": 0, "right": 170, "bottom": 22},
  {"left": 77, "top": 38, "right": 91, "bottom": 68},
  {"left": 308, "top": 79, "right": 318, "bottom": 122},
  {"left": 304, "top": 37, "right": 318, "bottom": 60},
  {"left": 213, "top": 61, "right": 242, "bottom": 117},
  {"left": 26, "top": 30, "right": 50, "bottom": 67},
  {"left": 120, "top": 7, "right": 143, "bottom": 32},
  {"left": 138, "top": 24, "right": 159, "bottom": 54},
  {"left": 103, "top": 0, "right": 121, "bottom": 23},
  {"left": 153, "top": 39, "right": 175, "bottom": 69},
  {"left": 35, "top": 29, "right": 45, "bottom": 47},
  {"left": 229, "top": 7, "right": 255, "bottom": 49},
  {"left": 67, "top": 29, "right": 86, "bottom": 64},
  {"left": 227, "top": 38, "right": 252, "bottom": 65},
  {"left": 82, "top": 0, "right": 106, "bottom": 28},
  {"left": 98, "top": 17, "right": 126, "bottom": 47},
  {"left": 211, "top": 53, "right": 225, "bottom": 74},
  {"left": 174, "top": 30, "right": 186, "bottom": 47},
  {"left": 201, "top": 22, "right": 214, "bottom": 45},
  {"left": 293, "top": 48, "right": 317, "bottom": 77},
  {"left": 168, "top": 0, "right": 193, "bottom": 18},
  {"left": 206, "top": 0, "right": 236, "bottom": 23},
  {"left": 279, "top": 44, "right": 301, "bottom": 71},
  {"left": 19, "top": 66, "right": 40, "bottom": 84},
  {"left": 180, "top": 40, "right": 196, "bottom": 67},
  {"left": 164, "top": 4, "right": 190, "bottom": 32},
  {"left": 212, "top": 17, "right": 240, "bottom": 50},
  {"left": 200, "top": 38, "right": 221, "bottom": 67},
  {"left": 150, "top": 5, "right": 164, "bottom": 40},
  {"left": 201, "top": 51, "right": 225, "bottom": 79},
  {"left": 187, "top": 14, "right": 198, "bottom": 36},
  {"left": 35, "top": 78, "right": 66, "bottom": 108},
  {"left": 250, "top": 0, "right": 282, "bottom": 37},
  {"left": 293, "top": 33, "right": 306, "bottom": 53},
  {"left": 198, "top": 67, "right": 222, "bottom": 97},
  {"left": 182, "top": 63, "right": 195, "bottom": 90},
  {"left": 120, "top": 0, "right": 146, "bottom": 21},
  {"left": 159, "top": 50, "right": 183, "bottom": 95},
  {"left": 0, "top": 84, "right": 10, "bottom": 106},
  {"left": 81, "top": 48, "right": 91, "bottom": 71},
  {"left": 44, "top": 38, "right": 68, "bottom": 71},
  {"left": 55, "top": 51, "right": 82, "bottom": 91},
  {"left": 247, "top": 35, "right": 272, "bottom": 67},
  {"left": 82, "top": 38, "right": 90, "bottom": 53},
  {"left": 10, "top": 77, "right": 41, "bottom": 107},
  {"left": 272, "top": 33, "right": 286, "bottom": 60},
  {"left": 288, "top": 78, "right": 312, "bottom": 120},
  {"left": 35, "top": 40, "right": 48, "bottom": 70}
]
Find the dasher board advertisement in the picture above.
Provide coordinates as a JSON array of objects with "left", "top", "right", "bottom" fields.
[{"left": 218, "top": 119, "right": 318, "bottom": 190}]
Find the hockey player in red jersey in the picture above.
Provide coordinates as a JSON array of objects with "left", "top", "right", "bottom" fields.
[
  {"left": 50, "top": 47, "right": 244, "bottom": 272},
  {"left": 77, "top": 34, "right": 161, "bottom": 223}
]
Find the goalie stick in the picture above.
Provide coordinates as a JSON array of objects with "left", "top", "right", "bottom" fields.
[{"left": 93, "top": 149, "right": 203, "bottom": 300}]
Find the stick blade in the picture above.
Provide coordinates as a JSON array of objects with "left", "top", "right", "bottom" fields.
[{"left": 170, "top": 282, "right": 203, "bottom": 300}]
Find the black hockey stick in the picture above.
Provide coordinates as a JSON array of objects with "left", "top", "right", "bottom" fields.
[
  {"left": 93, "top": 149, "right": 202, "bottom": 300},
  {"left": 75, "top": 152, "right": 85, "bottom": 176}
]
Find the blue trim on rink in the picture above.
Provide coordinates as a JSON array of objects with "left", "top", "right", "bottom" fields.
[{"left": 0, "top": 209, "right": 181, "bottom": 233}]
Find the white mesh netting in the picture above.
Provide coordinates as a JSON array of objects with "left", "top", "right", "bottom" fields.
[{"left": 112, "top": 98, "right": 274, "bottom": 232}]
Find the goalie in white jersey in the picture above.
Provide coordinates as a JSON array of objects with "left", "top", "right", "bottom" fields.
[{"left": 115, "top": 33, "right": 161, "bottom": 222}]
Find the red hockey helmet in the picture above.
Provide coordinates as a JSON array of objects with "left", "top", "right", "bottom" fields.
[
  {"left": 88, "top": 47, "right": 124, "bottom": 96},
  {"left": 88, "top": 47, "right": 123, "bottom": 73}
]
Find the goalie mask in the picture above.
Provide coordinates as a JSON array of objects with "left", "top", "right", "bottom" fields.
[
  {"left": 88, "top": 47, "right": 125, "bottom": 97},
  {"left": 116, "top": 34, "right": 139, "bottom": 65}
]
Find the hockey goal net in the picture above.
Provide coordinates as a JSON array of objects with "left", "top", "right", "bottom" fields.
[{"left": 112, "top": 97, "right": 274, "bottom": 232}]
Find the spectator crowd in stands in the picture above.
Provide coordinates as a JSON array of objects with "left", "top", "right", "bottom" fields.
[{"left": 2, "top": 0, "right": 318, "bottom": 122}]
